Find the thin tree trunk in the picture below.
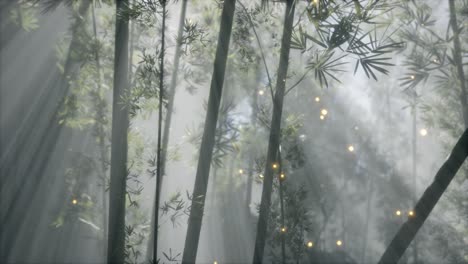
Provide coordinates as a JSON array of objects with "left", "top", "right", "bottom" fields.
[
  {"left": 449, "top": 0, "right": 468, "bottom": 128},
  {"left": 253, "top": 1, "right": 295, "bottom": 263},
  {"left": 107, "top": 0, "right": 130, "bottom": 263},
  {"left": 146, "top": 1, "right": 187, "bottom": 260},
  {"left": 181, "top": 1, "right": 236, "bottom": 262},
  {"left": 153, "top": 1, "right": 166, "bottom": 263},
  {"left": 378, "top": 128, "right": 468, "bottom": 263}
]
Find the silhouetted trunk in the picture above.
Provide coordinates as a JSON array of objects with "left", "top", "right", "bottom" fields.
[
  {"left": 181, "top": 1, "right": 236, "bottom": 262},
  {"left": 145, "top": 1, "right": 187, "bottom": 260},
  {"left": 107, "top": 1, "right": 130, "bottom": 263},
  {"left": 378, "top": 128, "right": 468, "bottom": 263},
  {"left": 449, "top": 0, "right": 468, "bottom": 128},
  {"left": 252, "top": 1, "right": 295, "bottom": 263}
]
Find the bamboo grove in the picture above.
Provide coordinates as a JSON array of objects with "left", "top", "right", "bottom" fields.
[{"left": 1, "top": 0, "right": 468, "bottom": 263}]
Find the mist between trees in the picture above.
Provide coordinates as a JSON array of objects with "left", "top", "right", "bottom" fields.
[{"left": 1, "top": 0, "right": 468, "bottom": 264}]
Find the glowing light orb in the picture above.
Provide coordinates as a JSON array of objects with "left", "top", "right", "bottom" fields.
[
  {"left": 336, "top": 240, "right": 343, "bottom": 246},
  {"left": 307, "top": 241, "right": 314, "bottom": 248},
  {"left": 410, "top": 75, "right": 415, "bottom": 80},
  {"left": 315, "top": 96, "right": 320, "bottom": 102},
  {"left": 259, "top": 174, "right": 264, "bottom": 179},
  {"left": 214, "top": 261, "right": 218, "bottom": 264},
  {"left": 320, "top": 115, "right": 325, "bottom": 120},
  {"left": 419, "top": 128, "right": 428, "bottom": 136},
  {"left": 280, "top": 173, "right": 285, "bottom": 180},
  {"left": 408, "top": 210, "right": 415, "bottom": 217},
  {"left": 258, "top": 90, "right": 265, "bottom": 95},
  {"left": 272, "top": 163, "right": 278, "bottom": 169},
  {"left": 395, "top": 210, "right": 401, "bottom": 216},
  {"left": 321, "top": 109, "right": 328, "bottom": 116},
  {"left": 239, "top": 169, "right": 244, "bottom": 174},
  {"left": 72, "top": 199, "right": 78, "bottom": 205},
  {"left": 281, "top": 227, "right": 287, "bottom": 233},
  {"left": 348, "top": 145, "right": 355, "bottom": 152}
]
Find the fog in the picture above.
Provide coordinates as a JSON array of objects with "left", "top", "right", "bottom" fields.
[{"left": 1, "top": 0, "right": 468, "bottom": 264}]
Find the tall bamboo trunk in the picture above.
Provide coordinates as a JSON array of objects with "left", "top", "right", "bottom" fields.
[
  {"left": 449, "top": 0, "right": 468, "bottom": 128},
  {"left": 107, "top": 0, "right": 130, "bottom": 263},
  {"left": 152, "top": 1, "right": 167, "bottom": 263},
  {"left": 181, "top": 1, "right": 236, "bottom": 262},
  {"left": 378, "top": 129, "right": 468, "bottom": 263},
  {"left": 145, "top": 1, "right": 187, "bottom": 260},
  {"left": 252, "top": 1, "right": 295, "bottom": 263}
]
